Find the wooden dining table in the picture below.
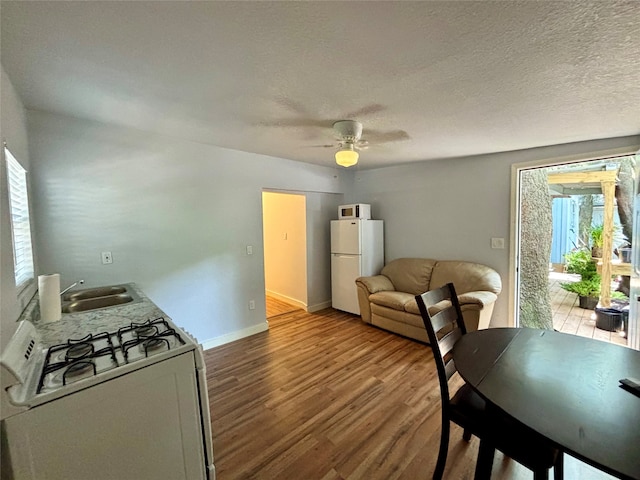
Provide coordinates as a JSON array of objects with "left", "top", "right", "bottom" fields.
[{"left": 452, "top": 327, "right": 640, "bottom": 480}]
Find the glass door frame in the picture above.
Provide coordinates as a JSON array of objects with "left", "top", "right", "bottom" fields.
[{"left": 510, "top": 145, "right": 640, "bottom": 351}]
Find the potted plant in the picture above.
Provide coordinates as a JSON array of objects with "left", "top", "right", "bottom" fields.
[
  {"left": 561, "top": 248, "right": 600, "bottom": 309},
  {"left": 563, "top": 248, "right": 597, "bottom": 278},
  {"left": 561, "top": 275, "right": 601, "bottom": 309},
  {"left": 590, "top": 224, "right": 604, "bottom": 258}
]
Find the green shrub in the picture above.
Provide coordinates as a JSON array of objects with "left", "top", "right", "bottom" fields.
[
  {"left": 590, "top": 224, "right": 604, "bottom": 248},
  {"left": 612, "top": 291, "right": 629, "bottom": 301},
  {"left": 563, "top": 248, "right": 597, "bottom": 280},
  {"left": 560, "top": 275, "right": 601, "bottom": 297}
]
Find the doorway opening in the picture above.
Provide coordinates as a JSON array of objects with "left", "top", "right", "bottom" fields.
[
  {"left": 262, "top": 191, "right": 306, "bottom": 319},
  {"left": 513, "top": 152, "right": 638, "bottom": 348}
]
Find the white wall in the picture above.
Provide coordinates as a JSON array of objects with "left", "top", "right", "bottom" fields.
[
  {"left": 0, "top": 66, "right": 35, "bottom": 351},
  {"left": 305, "top": 191, "right": 341, "bottom": 311},
  {"left": 26, "top": 111, "right": 346, "bottom": 347},
  {"left": 347, "top": 135, "right": 640, "bottom": 328},
  {"left": 262, "top": 192, "right": 307, "bottom": 306},
  {"left": 15, "top": 101, "right": 640, "bottom": 346}
]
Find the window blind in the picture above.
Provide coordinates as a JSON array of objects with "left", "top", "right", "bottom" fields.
[{"left": 5, "top": 146, "right": 35, "bottom": 292}]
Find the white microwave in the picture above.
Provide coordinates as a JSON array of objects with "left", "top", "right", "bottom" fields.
[{"left": 338, "top": 204, "right": 371, "bottom": 220}]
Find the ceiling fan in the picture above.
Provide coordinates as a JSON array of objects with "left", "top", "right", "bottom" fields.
[
  {"left": 331, "top": 120, "right": 365, "bottom": 168},
  {"left": 312, "top": 120, "right": 410, "bottom": 168},
  {"left": 258, "top": 99, "right": 410, "bottom": 167}
]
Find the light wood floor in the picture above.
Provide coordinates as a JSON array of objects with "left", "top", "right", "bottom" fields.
[
  {"left": 550, "top": 272, "right": 627, "bottom": 347},
  {"left": 205, "top": 308, "right": 615, "bottom": 479},
  {"left": 266, "top": 295, "right": 300, "bottom": 318}
]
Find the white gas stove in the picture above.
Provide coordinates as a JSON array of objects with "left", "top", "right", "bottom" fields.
[{"left": 1, "top": 304, "right": 215, "bottom": 480}]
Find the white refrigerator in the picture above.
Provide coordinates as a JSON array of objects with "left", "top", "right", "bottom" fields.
[{"left": 331, "top": 219, "right": 384, "bottom": 314}]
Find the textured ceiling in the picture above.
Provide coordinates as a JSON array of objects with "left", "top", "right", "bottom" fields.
[{"left": 1, "top": 1, "right": 639, "bottom": 170}]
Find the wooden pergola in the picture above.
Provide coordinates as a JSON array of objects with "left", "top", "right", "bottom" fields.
[{"left": 548, "top": 170, "right": 624, "bottom": 307}]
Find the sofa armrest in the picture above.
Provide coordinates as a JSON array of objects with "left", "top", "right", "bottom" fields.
[
  {"left": 355, "top": 275, "right": 395, "bottom": 294},
  {"left": 457, "top": 291, "right": 498, "bottom": 308},
  {"left": 355, "top": 275, "right": 395, "bottom": 324},
  {"left": 458, "top": 291, "right": 499, "bottom": 331}
]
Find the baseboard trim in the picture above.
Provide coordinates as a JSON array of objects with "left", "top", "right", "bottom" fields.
[
  {"left": 266, "top": 290, "right": 307, "bottom": 310},
  {"left": 307, "top": 300, "right": 332, "bottom": 312},
  {"left": 265, "top": 290, "right": 332, "bottom": 313},
  {"left": 201, "top": 322, "right": 269, "bottom": 350}
]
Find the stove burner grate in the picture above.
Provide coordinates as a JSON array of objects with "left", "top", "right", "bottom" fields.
[
  {"left": 63, "top": 360, "right": 96, "bottom": 385},
  {"left": 135, "top": 325, "right": 158, "bottom": 338},
  {"left": 119, "top": 317, "right": 185, "bottom": 363},
  {"left": 36, "top": 317, "right": 188, "bottom": 394},
  {"left": 37, "top": 332, "right": 118, "bottom": 394},
  {"left": 65, "top": 342, "right": 93, "bottom": 361}
]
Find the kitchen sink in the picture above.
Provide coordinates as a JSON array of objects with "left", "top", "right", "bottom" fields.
[
  {"left": 61, "top": 284, "right": 141, "bottom": 313},
  {"left": 62, "top": 285, "right": 127, "bottom": 302},
  {"left": 62, "top": 294, "right": 135, "bottom": 313}
]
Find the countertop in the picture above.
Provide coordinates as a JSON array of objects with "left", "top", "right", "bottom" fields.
[{"left": 18, "top": 283, "right": 170, "bottom": 347}]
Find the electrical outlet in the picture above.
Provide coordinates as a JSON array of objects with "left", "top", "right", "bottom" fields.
[
  {"left": 101, "top": 251, "right": 113, "bottom": 264},
  {"left": 249, "top": 300, "right": 255, "bottom": 310}
]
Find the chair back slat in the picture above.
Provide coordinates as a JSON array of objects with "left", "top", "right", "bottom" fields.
[
  {"left": 415, "top": 283, "right": 467, "bottom": 403},
  {"left": 443, "top": 356, "right": 458, "bottom": 381},
  {"left": 438, "top": 328, "right": 463, "bottom": 359},
  {"left": 420, "top": 287, "right": 450, "bottom": 308},
  {"left": 430, "top": 306, "right": 459, "bottom": 338}
]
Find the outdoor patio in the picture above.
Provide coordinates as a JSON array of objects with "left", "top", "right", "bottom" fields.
[{"left": 550, "top": 271, "right": 628, "bottom": 347}]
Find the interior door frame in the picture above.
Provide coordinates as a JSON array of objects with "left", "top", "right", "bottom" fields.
[{"left": 509, "top": 145, "right": 640, "bottom": 339}]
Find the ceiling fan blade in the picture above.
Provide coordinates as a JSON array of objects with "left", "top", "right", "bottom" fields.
[
  {"left": 365, "top": 129, "right": 411, "bottom": 143},
  {"left": 258, "top": 118, "right": 331, "bottom": 128},
  {"left": 303, "top": 144, "right": 336, "bottom": 148},
  {"left": 342, "top": 104, "right": 386, "bottom": 118},
  {"left": 274, "top": 96, "right": 310, "bottom": 116}
]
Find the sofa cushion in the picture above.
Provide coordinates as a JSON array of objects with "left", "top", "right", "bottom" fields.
[
  {"left": 380, "top": 258, "right": 437, "bottom": 295},
  {"left": 404, "top": 298, "right": 450, "bottom": 316},
  {"left": 430, "top": 261, "right": 502, "bottom": 295},
  {"left": 370, "top": 291, "right": 415, "bottom": 311},
  {"left": 371, "top": 303, "right": 426, "bottom": 329}
]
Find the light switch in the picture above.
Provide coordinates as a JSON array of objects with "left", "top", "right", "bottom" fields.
[
  {"left": 246, "top": 245, "right": 253, "bottom": 255},
  {"left": 101, "top": 251, "right": 113, "bottom": 264},
  {"left": 491, "top": 238, "right": 505, "bottom": 249}
]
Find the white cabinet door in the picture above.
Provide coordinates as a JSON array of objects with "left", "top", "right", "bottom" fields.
[{"left": 331, "top": 254, "right": 361, "bottom": 314}]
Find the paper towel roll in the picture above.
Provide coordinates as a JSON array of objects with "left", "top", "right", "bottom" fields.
[{"left": 39, "top": 274, "right": 61, "bottom": 323}]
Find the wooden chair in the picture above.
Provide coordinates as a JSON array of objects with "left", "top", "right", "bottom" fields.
[{"left": 415, "top": 283, "right": 563, "bottom": 480}]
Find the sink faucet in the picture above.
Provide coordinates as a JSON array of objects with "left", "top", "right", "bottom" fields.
[{"left": 60, "top": 279, "right": 85, "bottom": 296}]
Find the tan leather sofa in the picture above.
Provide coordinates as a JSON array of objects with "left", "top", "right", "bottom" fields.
[{"left": 355, "top": 258, "right": 502, "bottom": 343}]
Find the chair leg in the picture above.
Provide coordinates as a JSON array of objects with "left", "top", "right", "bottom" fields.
[
  {"left": 553, "top": 452, "right": 564, "bottom": 480},
  {"left": 474, "top": 439, "right": 495, "bottom": 480},
  {"left": 433, "top": 419, "right": 450, "bottom": 480},
  {"left": 463, "top": 428, "right": 472, "bottom": 442}
]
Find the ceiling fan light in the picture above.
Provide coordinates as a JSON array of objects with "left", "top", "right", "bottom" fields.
[{"left": 335, "top": 146, "right": 359, "bottom": 167}]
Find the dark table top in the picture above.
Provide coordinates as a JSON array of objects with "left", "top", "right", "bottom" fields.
[{"left": 453, "top": 328, "right": 640, "bottom": 480}]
